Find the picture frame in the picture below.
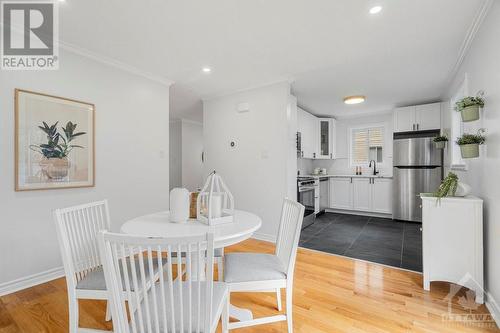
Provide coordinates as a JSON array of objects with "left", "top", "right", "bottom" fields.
[{"left": 15, "top": 89, "right": 95, "bottom": 191}]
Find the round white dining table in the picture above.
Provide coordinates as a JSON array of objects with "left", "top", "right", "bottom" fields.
[{"left": 120, "top": 209, "right": 262, "bottom": 322}]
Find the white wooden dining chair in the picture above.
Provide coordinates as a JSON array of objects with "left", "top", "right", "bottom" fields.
[
  {"left": 98, "top": 231, "right": 229, "bottom": 333},
  {"left": 223, "top": 198, "right": 304, "bottom": 332},
  {"left": 54, "top": 200, "right": 163, "bottom": 333}
]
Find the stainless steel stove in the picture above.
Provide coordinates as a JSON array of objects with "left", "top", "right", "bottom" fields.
[{"left": 297, "top": 176, "right": 318, "bottom": 229}]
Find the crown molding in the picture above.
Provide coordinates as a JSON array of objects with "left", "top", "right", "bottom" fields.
[
  {"left": 169, "top": 118, "right": 203, "bottom": 126},
  {"left": 181, "top": 118, "right": 203, "bottom": 126},
  {"left": 445, "top": 0, "right": 493, "bottom": 87},
  {"left": 60, "top": 41, "right": 174, "bottom": 87}
]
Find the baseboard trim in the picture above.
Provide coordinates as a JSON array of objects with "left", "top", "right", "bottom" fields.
[
  {"left": 486, "top": 293, "right": 500, "bottom": 327},
  {"left": 325, "top": 208, "right": 393, "bottom": 219},
  {"left": 0, "top": 267, "right": 65, "bottom": 297},
  {"left": 252, "top": 232, "right": 277, "bottom": 243}
]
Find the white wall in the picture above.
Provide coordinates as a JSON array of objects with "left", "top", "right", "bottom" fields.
[
  {"left": 181, "top": 120, "right": 204, "bottom": 191},
  {"left": 203, "top": 82, "right": 295, "bottom": 239},
  {"left": 307, "top": 113, "right": 393, "bottom": 176},
  {"left": 444, "top": 1, "right": 500, "bottom": 318},
  {"left": 0, "top": 50, "right": 170, "bottom": 288},
  {"left": 169, "top": 120, "right": 182, "bottom": 189}
]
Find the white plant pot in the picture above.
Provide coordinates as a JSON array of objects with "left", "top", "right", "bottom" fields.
[{"left": 455, "top": 182, "right": 472, "bottom": 197}]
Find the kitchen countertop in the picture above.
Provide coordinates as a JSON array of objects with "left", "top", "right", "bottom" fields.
[{"left": 303, "top": 174, "right": 393, "bottom": 179}]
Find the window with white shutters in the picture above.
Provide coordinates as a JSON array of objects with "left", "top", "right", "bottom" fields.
[{"left": 350, "top": 127, "right": 384, "bottom": 165}]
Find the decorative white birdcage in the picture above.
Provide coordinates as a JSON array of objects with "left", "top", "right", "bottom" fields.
[{"left": 196, "top": 171, "right": 234, "bottom": 225}]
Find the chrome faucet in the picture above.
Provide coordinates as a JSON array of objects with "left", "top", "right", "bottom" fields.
[{"left": 369, "top": 160, "right": 379, "bottom": 176}]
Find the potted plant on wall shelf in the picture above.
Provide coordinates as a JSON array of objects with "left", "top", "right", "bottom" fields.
[
  {"left": 456, "top": 129, "right": 486, "bottom": 159},
  {"left": 455, "top": 92, "right": 485, "bottom": 122},
  {"left": 433, "top": 135, "right": 448, "bottom": 149},
  {"left": 30, "top": 121, "right": 86, "bottom": 179}
]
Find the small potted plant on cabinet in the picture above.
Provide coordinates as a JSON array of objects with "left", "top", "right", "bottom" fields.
[
  {"left": 455, "top": 93, "right": 484, "bottom": 122},
  {"left": 456, "top": 129, "right": 486, "bottom": 159},
  {"left": 435, "top": 172, "right": 458, "bottom": 199},
  {"left": 433, "top": 135, "right": 448, "bottom": 149}
]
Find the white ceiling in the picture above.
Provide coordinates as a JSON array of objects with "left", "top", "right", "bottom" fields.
[{"left": 59, "top": 0, "right": 486, "bottom": 118}]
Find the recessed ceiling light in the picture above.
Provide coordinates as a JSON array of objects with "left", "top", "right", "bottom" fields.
[
  {"left": 202, "top": 67, "right": 211, "bottom": 73},
  {"left": 369, "top": 6, "right": 382, "bottom": 14},
  {"left": 344, "top": 95, "right": 366, "bottom": 105}
]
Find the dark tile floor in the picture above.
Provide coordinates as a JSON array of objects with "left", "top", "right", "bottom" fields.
[{"left": 299, "top": 213, "right": 423, "bottom": 272}]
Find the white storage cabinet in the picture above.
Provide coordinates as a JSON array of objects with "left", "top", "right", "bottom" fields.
[{"left": 421, "top": 195, "right": 484, "bottom": 303}]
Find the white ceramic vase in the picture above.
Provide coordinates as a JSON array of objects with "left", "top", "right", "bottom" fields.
[
  {"left": 455, "top": 182, "right": 472, "bottom": 197},
  {"left": 170, "top": 188, "right": 190, "bottom": 223}
]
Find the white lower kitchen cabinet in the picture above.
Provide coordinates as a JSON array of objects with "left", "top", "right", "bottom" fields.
[
  {"left": 329, "top": 176, "right": 393, "bottom": 215},
  {"left": 371, "top": 178, "right": 393, "bottom": 214},
  {"left": 352, "top": 178, "right": 371, "bottom": 211},
  {"left": 329, "top": 177, "right": 352, "bottom": 210}
]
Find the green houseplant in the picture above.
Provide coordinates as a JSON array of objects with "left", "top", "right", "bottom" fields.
[
  {"left": 30, "top": 121, "right": 86, "bottom": 179},
  {"left": 456, "top": 129, "right": 485, "bottom": 159},
  {"left": 435, "top": 172, "right": 459, "bottom": 201},
  {"left": 455, "top": 94, "right": 484, "bottom": 122},
  {"left": 433, "top": 135, "right": 448, "bottom": 149}
]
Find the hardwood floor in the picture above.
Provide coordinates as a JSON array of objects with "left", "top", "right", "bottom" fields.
[{"left": 0, "top": 239, "right": 498, "bottom": 333}]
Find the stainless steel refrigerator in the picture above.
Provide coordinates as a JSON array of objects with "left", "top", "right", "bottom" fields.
[{"left": 393, "top": 131, "right": 443, "bottom": 222}]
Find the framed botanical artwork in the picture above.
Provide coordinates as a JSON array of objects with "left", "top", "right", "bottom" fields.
[{"left": 15, "top": 89, "right": 95, "bottom": 191}]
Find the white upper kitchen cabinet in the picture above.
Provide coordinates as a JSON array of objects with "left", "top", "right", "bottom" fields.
[
  {"left": 317, "top": 118, "right": 336, "bottom": 159},
  {"left": 393, "top": 102, "right": 441, "bottom": 133},
  {"left": 393, "top": 106, "right": 415, "bottom": 132},
  {"left": 352, "top": 178, "right": 371, "bottom": 211},
  {"left": 297, "top": 107, "right": 318, "bottom": 159},
  {"left": 371, "top": 178, "right": 393, "bottom": 214},
  {"left": 415, "top": 103, "right": 441, "bottom": 131},
  {"left": 329, "top": 177, "right": 352, "bottom": 210}
]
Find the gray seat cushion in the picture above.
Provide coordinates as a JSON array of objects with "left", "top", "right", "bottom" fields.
[
  {"left": 170, "top": 248, "right": 224, "bottom": 258},
  {"left": 76, "top": 258, "right": 159, "bottom": 291},
  {"left": 224, "top": 253, "right": 286, "bottom": 283},
  {"left": 132, "top": 281, "right": 228, "bottom": 333}
]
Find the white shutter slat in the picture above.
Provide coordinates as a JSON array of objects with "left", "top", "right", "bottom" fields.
[
  {"left": 369, "top": 128, "right": 383, "bottom": 147},
  {"left": 352, "top": 129, "right": 368, "bottom": 163},
  {"left": 352, "top": 127, "right": 384, "bottom": 164}
]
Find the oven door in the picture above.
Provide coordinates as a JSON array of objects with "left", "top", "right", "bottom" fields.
[
  {"left": 298, "top": 186, "right": 315, "bottom": 209},
  {"left": 298, "top": 186, "right": 316, "bottom": 229}
]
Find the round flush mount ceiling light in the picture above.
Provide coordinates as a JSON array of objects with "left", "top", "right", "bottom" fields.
[
  {"left": 202, "top": 67, "right": 211, "bottom": 73},
  {"left": 344, "top": 95, "right": 366, "bottom": 105},
  {"left": 369, "top": 6, "right": 382, "bottom": 14}
]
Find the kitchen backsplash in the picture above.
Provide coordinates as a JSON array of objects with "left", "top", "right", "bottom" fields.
[
  {"left": 297, "top": 158, "right": 314, "bottom": 175},
  {"left": 298, "top": 158, "right": 393, "bottom": 176}
]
